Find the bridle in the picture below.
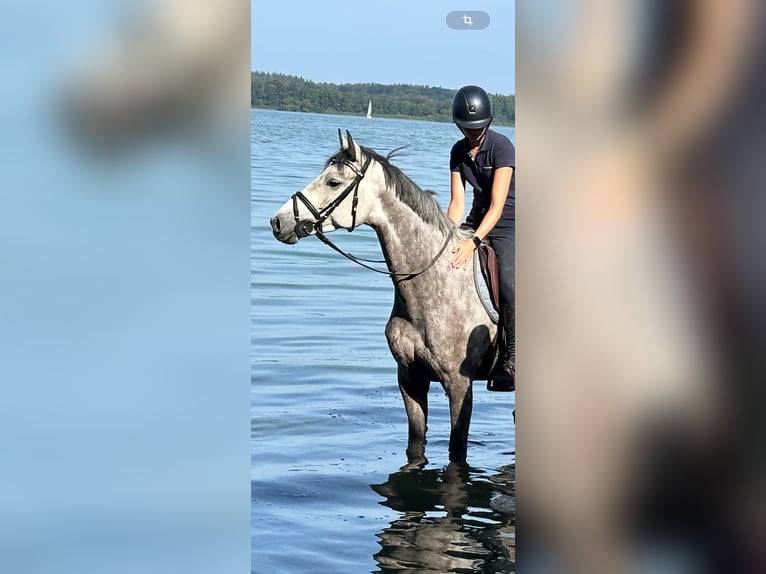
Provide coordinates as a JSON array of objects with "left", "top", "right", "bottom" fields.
[
  {"left": 291, "top": 154, "right": 372, "bottom": 239},
  {"left": 289, "top": 130, "right": 454, "bottom": 282}
]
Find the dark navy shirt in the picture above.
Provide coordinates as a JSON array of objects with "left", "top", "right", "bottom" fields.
[{"left": 450, "top": 129, "right": 515, "bottom": 226}]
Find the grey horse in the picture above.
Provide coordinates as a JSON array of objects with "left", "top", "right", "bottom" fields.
[{"left": 270, "top": 131, "right": 499, "bottom": 462}]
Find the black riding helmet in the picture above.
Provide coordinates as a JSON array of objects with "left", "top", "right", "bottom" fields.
[{"left": 451, "top": 85, "right": 493, "bottom": 129}]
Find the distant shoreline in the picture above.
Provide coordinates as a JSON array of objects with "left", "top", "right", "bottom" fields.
[{"left": 251, "top": 72, "right": 515, "bottom": 127}]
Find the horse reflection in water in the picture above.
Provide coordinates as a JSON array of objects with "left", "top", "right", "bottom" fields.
[
  {"left": 371, "top": 462, "right": 515, "bottom": 572},
  {"left": 271, "top": 131, "right": 505, "bottom": 463}
]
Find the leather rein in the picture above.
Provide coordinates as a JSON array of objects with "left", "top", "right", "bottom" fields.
[{"left": 290, "top": 155, "right": 453, "bottom": 281}]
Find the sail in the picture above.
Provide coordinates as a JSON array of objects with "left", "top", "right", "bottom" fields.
[{"left": 366, "top": 100, "right": 372, "bottom": 119}]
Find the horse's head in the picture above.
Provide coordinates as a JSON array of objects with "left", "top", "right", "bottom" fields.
[{"left": 270, "top": 130, "right": 378, "bottom": 244}]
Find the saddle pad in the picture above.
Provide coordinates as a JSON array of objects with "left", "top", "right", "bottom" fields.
[{"left": 473, "top": 247, "right": 499, "bottom": 324}]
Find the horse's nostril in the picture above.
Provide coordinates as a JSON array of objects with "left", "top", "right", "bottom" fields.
[{"left": 270, "top": 216, "right": 280, "bottom": 233}]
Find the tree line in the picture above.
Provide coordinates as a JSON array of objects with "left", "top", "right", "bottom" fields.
[{"left": 251, "top": 72, "right": 515, "bottom": 125}]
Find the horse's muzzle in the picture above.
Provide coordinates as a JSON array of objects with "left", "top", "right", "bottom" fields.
[
  {"left": 270, "top": 214, "right": 299, "bottom": 244},
  {"left": 269, "top": 215, "right": 281, "bottom": 234}
]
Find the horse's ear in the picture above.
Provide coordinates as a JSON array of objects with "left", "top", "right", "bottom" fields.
[
  {"left": 337, "top": 128, "right": 344, "bottom": 149},
  {"left": 346, "top": 130, "right": 357, "bottom": 162}
]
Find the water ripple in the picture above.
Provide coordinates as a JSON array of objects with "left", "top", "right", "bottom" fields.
[{"left": 252, "top": 109, "right": 515, "bottom": 574}]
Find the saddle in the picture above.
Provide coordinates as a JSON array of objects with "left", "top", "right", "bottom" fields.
[{"left": 473, "top": 240, "right": 501, "bottom": 324}]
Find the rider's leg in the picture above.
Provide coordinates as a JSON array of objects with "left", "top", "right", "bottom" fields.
[{"left": 487, "top": 224, "right": 515, "bottom": 391}]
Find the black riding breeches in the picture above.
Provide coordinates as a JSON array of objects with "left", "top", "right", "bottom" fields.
[{"left": 487, "top": 222, "right": 515, "bottom": 307}]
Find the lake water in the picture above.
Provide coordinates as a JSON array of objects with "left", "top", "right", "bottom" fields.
[{"left": 251, "top": 109, "right": 516, "bottom": 573}]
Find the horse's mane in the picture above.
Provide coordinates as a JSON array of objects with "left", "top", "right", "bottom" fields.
[{"left": 327, "top": 145, "right": 455, "bottom": 236}]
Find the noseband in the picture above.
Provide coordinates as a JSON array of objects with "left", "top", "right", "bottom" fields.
[{"left": 291, "top": 155, "right": 373, "bottom": 238}]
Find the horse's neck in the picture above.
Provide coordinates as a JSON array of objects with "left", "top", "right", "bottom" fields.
[{"left": 369, "top": 189, "right": 453, "bottom": 285}]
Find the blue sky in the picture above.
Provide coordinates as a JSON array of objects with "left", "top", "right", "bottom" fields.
[{"left": 252, "top": 1, "right": 515, "bottom": 95}]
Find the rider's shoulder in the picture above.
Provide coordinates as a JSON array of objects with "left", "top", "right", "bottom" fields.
[{"left": 450, "top": 138, "right": 467, "bottom": 154}]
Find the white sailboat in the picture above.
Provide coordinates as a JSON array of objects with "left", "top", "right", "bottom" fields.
[{"left": 366, "top": 100, "right": 372, "bottom": 119}]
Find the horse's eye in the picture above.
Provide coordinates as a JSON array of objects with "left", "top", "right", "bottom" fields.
[{"left": 327, "top": 179, "right": 341, "bottom": 188}]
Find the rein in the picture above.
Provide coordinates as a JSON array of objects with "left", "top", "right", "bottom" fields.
[
  {"left": 290, "top": 153, "right": 454, "bottom": 282},
  {"left": 315, "top": 225, "right": 454, "bottom": 282}
]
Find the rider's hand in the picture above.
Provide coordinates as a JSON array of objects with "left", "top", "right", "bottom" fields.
[{"left": 450, "top": 238, "right": 475, "bottom": 269}]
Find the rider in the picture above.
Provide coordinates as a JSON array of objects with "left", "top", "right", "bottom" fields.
[{"left": 447, "top": 85, "right": 515, "bottom": 392}]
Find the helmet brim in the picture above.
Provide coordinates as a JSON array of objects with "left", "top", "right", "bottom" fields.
[{"left": 455, "top": 118, "right": 492, "bottom": 129}]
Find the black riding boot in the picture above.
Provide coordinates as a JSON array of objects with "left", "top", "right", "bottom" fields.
[{"left": 487, "top": 305, "right": 515, "bottom": 392}]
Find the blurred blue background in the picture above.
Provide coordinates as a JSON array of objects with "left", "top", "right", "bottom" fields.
[{"left": 0, "top": 1, "right": 249, "bottom": 573}]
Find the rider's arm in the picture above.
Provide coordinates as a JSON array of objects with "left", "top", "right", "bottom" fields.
[
  {"left": 472, "top": 167, "right": 513, "bottom": 240},
  {"left": 447, "top": 171, "right": 466, "bottom": 227},
  {"left": 449, "top": 170, "right": 476, "bottom": 269}
]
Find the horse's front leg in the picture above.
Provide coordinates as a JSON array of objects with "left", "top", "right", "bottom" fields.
[
  {"left": 444, "top": 377, "right": 473, "bottom": 463},
  {"left": 397, "top": 365, "right": 430, "bottom": 464}
]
